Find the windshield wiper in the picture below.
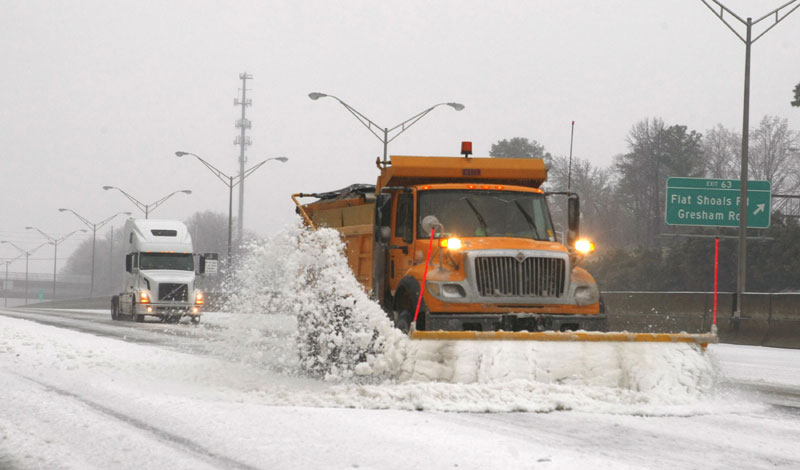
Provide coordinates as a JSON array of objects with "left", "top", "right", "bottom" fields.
[
  {"left": 463, "top": 198, "right": 489, "bottom": 234},
  {"left": 514, "top": 200, "right": 541, "bottom": 239}
]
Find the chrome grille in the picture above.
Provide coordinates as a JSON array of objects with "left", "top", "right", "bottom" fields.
[
  {"left": 474, "top": 256, "right": 565, "bottom": 298},
  {"left": 159, "top": 283, "right": 188, "bottom": 301}
]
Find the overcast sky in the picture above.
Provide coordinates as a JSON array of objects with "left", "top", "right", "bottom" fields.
[{"left": 2, "top": 0, "right": 799, "bottom": 273}]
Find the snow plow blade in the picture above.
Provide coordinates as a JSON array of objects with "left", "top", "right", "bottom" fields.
[{"left": 409, "top": 327, "right": 718, "bottom": 348}]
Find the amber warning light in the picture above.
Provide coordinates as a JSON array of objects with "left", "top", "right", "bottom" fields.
[{"left": 461, "top": 141, "right": 472, "bottom": 158}]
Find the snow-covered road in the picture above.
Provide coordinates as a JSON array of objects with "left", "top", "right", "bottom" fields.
[{"left": 2, "top": 307, "right": 799, "bottom": 470}]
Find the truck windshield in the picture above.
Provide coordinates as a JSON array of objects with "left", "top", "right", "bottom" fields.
[
  {"left": 418, "top": 190, "right": 555, "bottom": 241},
  {"left": 139, "top": 253, "right": 194, "bottom": 271}
]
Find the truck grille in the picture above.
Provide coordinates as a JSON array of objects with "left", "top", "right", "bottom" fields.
[
  {"left": 474, "top": 256, "right": 565, "bottom": 298},
  {"left": 159, "top": 283, "right": 188, "bottom": 301}
]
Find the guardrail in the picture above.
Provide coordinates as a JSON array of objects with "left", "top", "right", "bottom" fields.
[{"left": 603, "top": 291, "right": 800, "bottom": 349}]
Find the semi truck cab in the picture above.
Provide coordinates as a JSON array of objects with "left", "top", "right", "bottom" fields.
[{"left": 111, "top": 219, "right": 204, "bottom": 323}]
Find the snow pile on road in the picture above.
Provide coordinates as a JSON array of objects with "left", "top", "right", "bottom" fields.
[
  {"left": 224, "top": 223, "right": 407, "bottom": 381},
  {"left": 220, "top": 224, "right": 717, "bottom": 409}
]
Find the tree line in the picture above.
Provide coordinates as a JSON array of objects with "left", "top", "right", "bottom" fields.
[{"left": 491, "top": 115, "right": 800, "bottom": 292}]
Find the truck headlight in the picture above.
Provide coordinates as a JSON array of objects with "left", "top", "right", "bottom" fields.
[
  {"left": 439, "top": 237, "right": 462, "bottom": 250},
  {"left": 139, "top": 290, "right": 150, "bottom": 304},
  {"left": 195, "top": 291, "right": 204, "bottom": 306},
  {"left": 574, "top": 239, "right": 595, "bottom": 254},
  {"left": 574, "top": 284, "right": 599, "bottom": 306}
]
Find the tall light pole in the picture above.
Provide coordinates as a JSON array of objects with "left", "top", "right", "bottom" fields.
[
  {"left": 174, "top": 151, "right": 288, "bottom": 265},
  {"left": 700, "top": 0, "right": 799, "bottom": 321},
  {"left": 308, "top": 92, "right": 465, "bottom": 167},
  {"left": 58, "top": 209, "right": 131, "bottom": 297},
  {"left": 102, "top": 186, "right": 192, "bottom": 219},
  {"left": 25, "top": 227, "right": 87, "bottom": 300},
  {"left": 1, "top": 241, "right": 50, "bottom": 305}
]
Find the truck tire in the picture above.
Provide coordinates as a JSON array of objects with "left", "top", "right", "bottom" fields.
[
  {"left": 393, "top": 277, "right": 427, "bottom": 332},
  {"left": 129, "top": 298, "right": 144, "bottom": 322},
  {"left": 110, "top": 296, "right": 119, "bottom": 320}
]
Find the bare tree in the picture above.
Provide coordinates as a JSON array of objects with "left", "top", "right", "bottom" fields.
[
  {"left": 547, "top": 155, "right": 620, "bottom": 248},
  {"left": 613, "top": 118, "right": 704, "bottom": 246},
  {"left": 749, "top": 116, "right": 800, "bottom": 214},
  {"left": 702, "top": 124, "right": 740, "bottom": 179}
]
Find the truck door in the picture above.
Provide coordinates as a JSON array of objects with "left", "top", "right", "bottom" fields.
[{"left": 389, "top": 191, "right": 414, "bottom": 291}]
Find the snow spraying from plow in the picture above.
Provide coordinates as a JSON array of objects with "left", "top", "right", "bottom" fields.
[{"left": 223, "top": 223, "right": 718, "bottom": 412}]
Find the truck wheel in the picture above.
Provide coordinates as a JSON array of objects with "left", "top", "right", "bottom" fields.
[
  {"left": 190, "top": 316, "right": 201, "bottom": 325},
  {"left": 393, "top": 277, "right": 427, "bottom": 332},
  {"left": 395, "top": 307, "right": 413, "bottom": 334},
  {"left": 110, "top": 296, "right": 119, "bottom": 320},
  {"left": 134, "top": 314, "right": 145, "bottom": 323}
]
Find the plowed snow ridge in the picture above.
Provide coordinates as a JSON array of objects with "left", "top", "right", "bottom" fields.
[{"left": 221, "top": 223, "right": 719, "bottom": 412}]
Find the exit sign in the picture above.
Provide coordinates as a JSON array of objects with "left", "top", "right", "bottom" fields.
[{"left": 665, "top": 177, "right": 771, "bottom": 228}]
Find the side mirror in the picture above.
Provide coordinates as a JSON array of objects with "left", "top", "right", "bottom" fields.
[
  {"left": 421, "top": 215, "right": 442, "bottom": 235},
  {"left": 198, "top": 255, "right": 206, "bottom": 275},
  {"left": 374, "top": 193, "right": 392, "bottom": 243},
  {"left": 567, "top": 195, "right": 580, "bottom": 248},
  {"left": 378, "top": 226, "right": 391, "bottom": 243},
  {"left": 125, "top": 254, "right": 132, "bottom": 273}
]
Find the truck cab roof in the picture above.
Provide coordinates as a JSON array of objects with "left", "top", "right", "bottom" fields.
[{"left": 125, "top": 219, "right": 193, "bottom": 253}]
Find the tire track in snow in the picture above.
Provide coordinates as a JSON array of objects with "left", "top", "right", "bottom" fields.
[{"left": 20, "top": 375, "right": 264, "bottom": 470}]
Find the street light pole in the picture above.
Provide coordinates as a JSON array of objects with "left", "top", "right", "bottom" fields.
[
  {"left": 102, "top": 186, "right": 192, "bottom": 219},
  {"left": 174, "top": 151, "right": 288, "bottom": 266},
  {"left": 308, "top": 92, "right": 465, "bottom": 167},
  {"left": 58, "top": 209, "right": 131, "bottom": 297},
  {"left": 25, "top": 227, "right": 88, "bottom": 300},
  {"left": 700, "top": 0, "right": 799, "bottom": 321},
  {"left": 1, "top": 241, "right": 49, "bottom": 305}
]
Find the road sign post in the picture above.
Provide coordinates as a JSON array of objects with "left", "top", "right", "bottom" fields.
[{"left": 666, "top": 177, "right": 771, "bottom": 228}]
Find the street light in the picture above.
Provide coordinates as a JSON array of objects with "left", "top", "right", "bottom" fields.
[
  {"left": 700, "top": 0, "right": 799, "bottom": 322},
  {"left": 58, "top": 209, "right": 131, "bottom": 297},
  {"left": 25, "top": 227, "right": 87, "bottom": 300},
  {"left": 308, "top": 92, "right": 465, "bottom": 167},
  {"left": 174, "top": 151, "right": 288, "bottom": 265},
  {"left": 102, "top": 186, "right": 192, "bottom": 219},
  {"left": 1, "top": 241, "right": 50, "bottom": 305}
]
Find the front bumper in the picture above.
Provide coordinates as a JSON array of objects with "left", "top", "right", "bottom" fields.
[{"left": 135, "top": 303, "right": 201, "bottom": 317}]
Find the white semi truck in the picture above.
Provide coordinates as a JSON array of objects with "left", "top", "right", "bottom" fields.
[{"left": 111, "top": 219, "right": 205, "bottom": 324}]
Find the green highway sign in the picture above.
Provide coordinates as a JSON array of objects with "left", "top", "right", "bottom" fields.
[{"left": 666, "top": 177, "right": 771, "bottom": 228}]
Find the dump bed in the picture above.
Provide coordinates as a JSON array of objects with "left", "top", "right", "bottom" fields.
[{"left": 300, "top": 184, "right": 376, "bottom": 291}]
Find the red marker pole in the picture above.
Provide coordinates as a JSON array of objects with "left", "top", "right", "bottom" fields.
[
  {"left": 713, "top": 237, "right": 719, "bottom": 331},
  {"left": 414, "top": 228, "right": 437, "bottom": 325}
]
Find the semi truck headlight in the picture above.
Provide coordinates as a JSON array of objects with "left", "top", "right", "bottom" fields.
[
  {"left": 574, "top": 285, "right": 599, "bottom": 306},
  {"left": 195, "top": 291, "right": 204, "bottom": 305},
  {"left": 139, "top": 290, "right": 150, "bottom": 304}
]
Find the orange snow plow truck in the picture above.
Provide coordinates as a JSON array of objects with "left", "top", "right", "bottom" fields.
[{"left": 293, "top": 147, "right": 716, "bottom": 346}]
